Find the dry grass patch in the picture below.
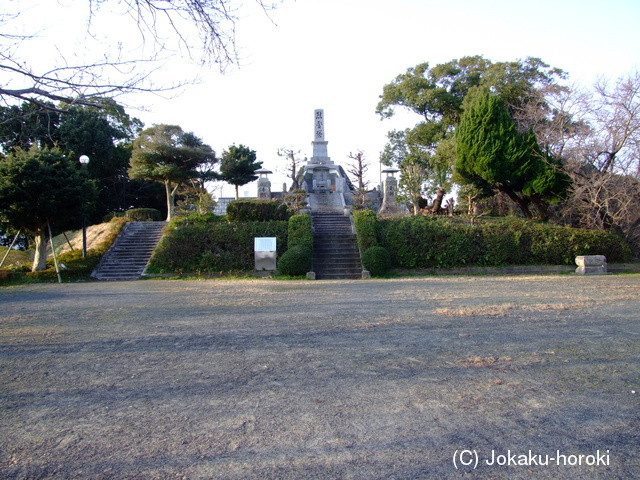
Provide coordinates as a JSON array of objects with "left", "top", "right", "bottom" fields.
[
  {"left": 435, "top": 305, "right": 515, "bottom": 317},
  {"left": 53, "top": 222, "right": 123, "bottom": 256},
  {"left": 435, "top": 301, "right": 596, "bottom": 317},
  {"left": 461, "top": 356, "right": 513, "bottom": 367},
  {"left": 354, "top": 316, "right": 403, "bottom": 330}
]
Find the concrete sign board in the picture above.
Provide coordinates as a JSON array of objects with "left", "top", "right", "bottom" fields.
[{"left": 255, "top": 237, "right": 277, "bottom": 271}]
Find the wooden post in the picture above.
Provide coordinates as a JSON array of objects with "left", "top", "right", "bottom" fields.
[
  {"left": 0, "top": 228, "right": 21, "bottom": 268},
  {"left": 48, "top": 222, "right": 62, "bottom": 283}
]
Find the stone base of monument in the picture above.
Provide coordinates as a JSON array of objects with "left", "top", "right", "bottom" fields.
[
  {"left": 575, "top": 255, "right": 607, "bottom": 275},
  {"left": 378, "top": 203, "right": 406, "bottom": 217}
]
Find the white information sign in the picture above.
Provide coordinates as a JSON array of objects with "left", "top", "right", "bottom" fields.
[{"left": 254, "top": 237, "right": 277, "bottom": 252}]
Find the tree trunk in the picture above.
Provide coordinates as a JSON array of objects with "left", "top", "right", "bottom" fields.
[
  {"left": 530, "top": 194, "right": 550, "bottom": 221},
  {"left": 234, "top": 185, "right": 240, "bottom": 200},
  {"left": 165, "top": 181, "right": 181, "bottom": 221},
  {"left": 164, "top": 181, "right": 172, "bottom": 221},
  {"left": 431, "top": 187, "right": 446, "bottom": 213},
  {"left": 501, "top": 188, "right": 533, "bottom": 219},
  {"left": 412, "top": 198, "right": 420, "bottom": 216},
  {"left": 32, "top": 227, "right": 48, "bottom": 272}
]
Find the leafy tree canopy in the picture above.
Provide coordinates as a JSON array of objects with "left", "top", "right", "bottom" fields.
[
  {"left": 0, "top": 99, "right": 155, "bottom": 220},
  {"left": 0, "top": 146, "right": 98, "bottom": 270},
  {"left": 377, "top": 56, "right": 569, "bottom": 209},
  {"left": 0, "top": 102, "right": 61, "bottom": 153},
  {"left": 220, "top": 144, "right": 262, "bottom": 199},
  {"left": 129, "top": 124, "right": 217, "bottom": 220},
  {"left": 377, "top": 56, "right": 567, "bottom": 125}
]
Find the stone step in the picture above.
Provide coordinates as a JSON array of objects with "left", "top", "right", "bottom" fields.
[
  {"left": 313, "top": 251, "right": 360, "bottom": 261},
  {"left": 314, "top": 248, "right": 360, "bottom": 255},
  {"left": 97, "top": 263, "right": 151, "bottom": 269},
  {"left": 311, "top": 219, "right": 362, "bottom": 279},
  {"left": 315, "top": 272, "right": 362, "bottom": 280},
  {"left": 314, "top": 228, "right": 353, "bottom": 234},
  {"left": 315, "top": 267, "right": 362, "bottom": 275},
  {"left": 313, "top": 262, "right": 361, "bottom": 270},
  {"left": 92, "top": 221, "right": 167, "bottom": 281}
]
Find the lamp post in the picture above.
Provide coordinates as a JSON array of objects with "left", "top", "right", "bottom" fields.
[{"left": 79, "top": 155, "right": 90, "bottom": 258}]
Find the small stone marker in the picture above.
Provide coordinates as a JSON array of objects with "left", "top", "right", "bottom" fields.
[{"left": 575, "top": 255, "right": 607, "bottom": 275}]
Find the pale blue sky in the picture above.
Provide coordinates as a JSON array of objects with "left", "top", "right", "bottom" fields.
[{"left": 7, "top": 0, "right": 640, "bottom": 196}]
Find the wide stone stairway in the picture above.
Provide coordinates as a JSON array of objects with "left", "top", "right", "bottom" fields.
[
  {"left": 92, "top": 221, "right": 166, "bottom": 281},
  {"left": 309, "top": 193, "right": 362, "bottom": 279}
]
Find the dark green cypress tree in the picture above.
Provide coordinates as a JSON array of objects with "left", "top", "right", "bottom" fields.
[{"left": 455, "top": 88, "right": 569, "bottom": 219}]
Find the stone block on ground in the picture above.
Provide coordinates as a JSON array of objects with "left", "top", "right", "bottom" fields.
[{"left": 575, "top": 255, "right": 607, "bottom": 275}]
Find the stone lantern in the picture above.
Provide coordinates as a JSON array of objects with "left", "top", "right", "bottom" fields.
[
  {"left": 256, "top": 168, "right": 273, "bottom": 199},
  {"left": 378, "top": 166, "right": 404, "bottom": 216}
]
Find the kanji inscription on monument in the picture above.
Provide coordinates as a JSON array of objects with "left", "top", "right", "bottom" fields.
[{"left": 314, "top": 109, "right": 324, "bottom": 141}]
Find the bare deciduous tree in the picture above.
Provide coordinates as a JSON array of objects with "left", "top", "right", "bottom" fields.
[
  {"left": 346, "top": 150, "right": 370, "bottom": 210},
  {"left": 0, "top": 0, "right": 281, "bottom": 111},
  {"left": 585, "top": 72, "right": 640, "bottom": 174},
  {"left": 400, "top": 159, "right": 427, "bottom": 216},
  {"left": 277, "top": 147, "right": 303, "bottom": 190},
  {"left": 556, "top": 71, "right": 640, "bottom": 252}
]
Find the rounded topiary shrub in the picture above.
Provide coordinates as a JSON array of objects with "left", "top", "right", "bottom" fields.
[
  {"left": 125, "top": 208, "right": 162, "bottom": 222},
  {"left": 277, "top": 245, "right": 312, "bottom": 276},
  {"left": 361, "top": 246, "right": 392, "bottom": 276}
]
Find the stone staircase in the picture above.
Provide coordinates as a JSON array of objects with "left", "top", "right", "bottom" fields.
[
  {"left": 311, "top": 212, "right": 363, "bottom": 280},
  {"left": 92, "top": 221, "right": 167, "bottom": 281}
]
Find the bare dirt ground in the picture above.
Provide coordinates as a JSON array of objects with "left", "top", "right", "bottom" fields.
[{"left": 0, "top": 275, "right": 639, "bottom": 479}]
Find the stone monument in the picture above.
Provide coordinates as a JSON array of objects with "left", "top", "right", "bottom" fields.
[{"left": 301, "top": 109, "right": 345, "bottom": 194}]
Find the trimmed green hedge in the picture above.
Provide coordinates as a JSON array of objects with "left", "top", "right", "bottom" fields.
[
  {"left": 373, "top": 216, "right": 633, "bottom": 269},
  {"left": 353, "top": 209, "right": 378, "bottom": 253},
  {"left": 125, "top": 208, "right": 162, "bottom": 222},
  {"left": 226, "top": 199, "right": 291, "bottom": 222},
  {"left": 147, "top": 221, "right": 288, "bottom": 273},
  {"left": 287, "top": 214, "right": 313, "bottom": 250},
  {"left": 171, "top": 213, "right": 225, "bottom": 226}
]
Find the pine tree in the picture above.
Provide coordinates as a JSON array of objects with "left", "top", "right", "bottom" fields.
[
  {"left": 129, "top": 124, "right": 217, "bottom": 221},
  {"left": 220, "top": 145, "right": 262, "bottom": 200}
]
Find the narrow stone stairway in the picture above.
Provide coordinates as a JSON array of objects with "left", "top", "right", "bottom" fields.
[
  {"left": 92, "top": 221, "right": 167, "bottom": 281},
  {"left": 312, "top": 212, "right": 362, "bottom": 280}
]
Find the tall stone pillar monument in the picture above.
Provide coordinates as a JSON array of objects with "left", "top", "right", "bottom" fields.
[
  {"left": 311, "top": 109, "right": 332, "bottom": 165},
  {"left": 302, "top": 108, "right": 343, "bottom": 194}
]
